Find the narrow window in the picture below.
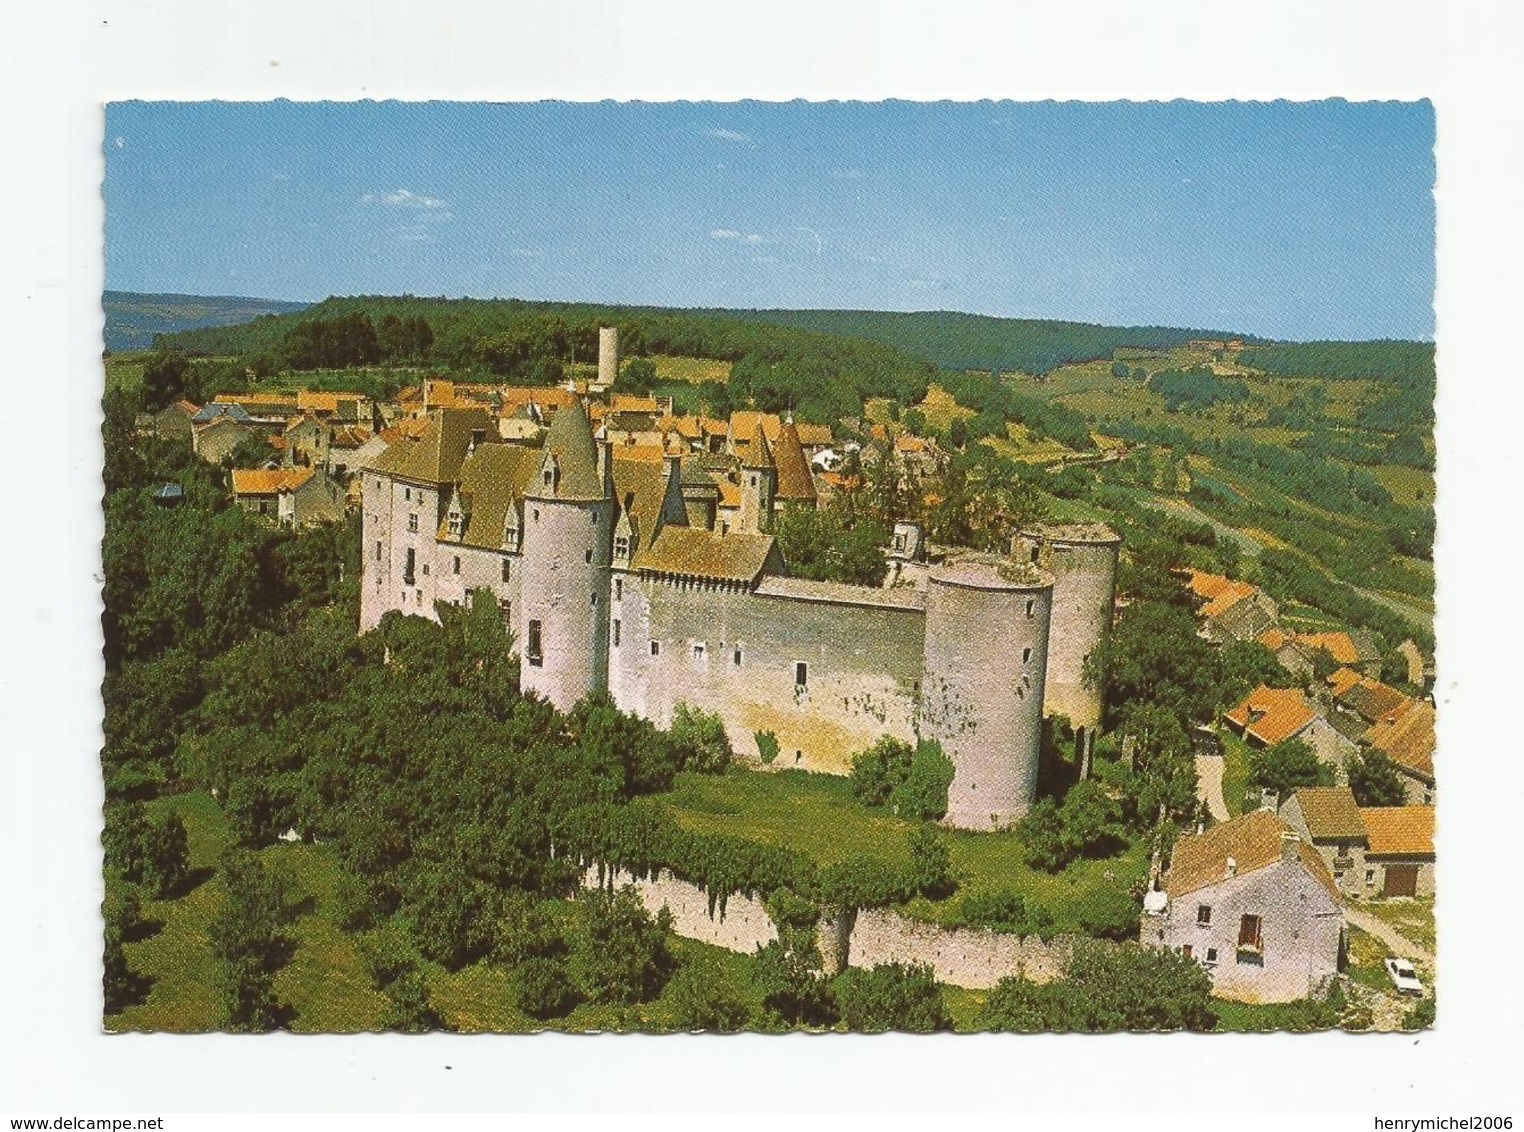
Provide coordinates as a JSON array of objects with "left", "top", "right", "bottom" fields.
[
  {"left": 614, "top": 578, "right": 623, "bottom": 601},
  {"left": 615, "top": 535, "right": 630, "bottom": 558},
  {"left": 533, "top": 508, "right": 540, "bottom": 522},
  {"left": 415, "top": 589, "right": 422, "bottom": 604},
  {"left": 527, "top": 619, "right": 543, "bottom": 666},
  {"left": 1030, "top": 546, "right": 1040, "bottom": 564},
  {"left": 693, "top": 643, "right": 706, "bottom": 663},
  {"left": 404, "top": 547, "right": 416, "bottom": 585},
  {"left": 733, "top": 646, "right": 743, "bottom": 667},
  {"left": 498, "top": 598, "right": 511, "bottom": 633},
  {"left": 1181, "top": 944, "right": 1193, "bottom": 959},
  {"left": 422, "top": 564, "right": 429, "bottom": 576},
  {"left": 650, "top": 640, "right": 660, "bottom": 657},
  {"left": 795, "top": 662, "right": 808, "bottom": 690},
  {"left": 1196, "top": 904, "right": 1211, "bottom": 927},
  {"left": 1022, "top": 646, "right": 1032, "bottom": 664},
  {"left": 408, "top": 513, "right": 419, "bottom": 533},
  {"left": 613, "top": 619, "right": 621, "bottom": 647},
  {"left": 1025, "top": 598, "right": 1035, "bottom": 618},
  {"left": 1237, "top": 914, "right": 1263, "bottom": 953},
  {"left": 750, "top": 475, "right": 758, "bottom": 487},
  {"left": 404, "top": 486, "right": 411, "bottom": 501},
  {"left": 591, "top": 592, "right": 598, "bottom": 608},
  {"left": 374, "top": 540, "right": 382, "bottom": 561},
  {"left": 585, "top": 548, "right": 593, "bottom": 563},
  {"left": 1206, "top": 947, "right": 1218, "bottom": 963},
  {"left": 501, "top": 558, "right": 511, "bottom": 582},
  {"left": 1365, "top": 868, "right": 1375, "bottom": 885}
]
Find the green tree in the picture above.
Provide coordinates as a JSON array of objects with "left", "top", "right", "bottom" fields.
[
  {"left": 753, "top": 933, "right": 837, "bottom": 1029},
  {"left": 209, "top": 848, "right": 293, "bottom": 1032},
  {"left": 516, "top": 956, "right": 581, "bottom": 1021},
  {"left": 907, "top": 825, "right": 954, "bottom": 899},
  {"left": 981, "top": 940, "right": 1216, "bottom": 1032},
  {"left": 668, "top": 703, "right": 734, "bottom": 774},
  {"left": 832, "top": 962, "right": 951, "bottom": 1033},
  {"left": 1219, "top": 640, "right": 1295, "bottom": 703},
  {"left": 957, "top": 889, "right": 1055, "bottom": 937},
  {"left": 1346, "top": 748, "right": 1409, "bottom": 807},
  {"left": 889, "top": 741, "right": 955, "bottom": 821},
  {"left": 574, "top": 885, "right": 675, "bottom": 1005},
  {"left": 142, "top": 349, "right": 194, "bottom": 409},
  {"left": 615, "top": 357, "right": 658, "bottom": 395},
  {"left": 1117, "top": 702, "right": 1199, "bottom": 828},
  {"left": 902, "top": 407, "right": 928, "bottom": 435},
  {"left": 1083, "top": 600, "right": 1225, "bottom": 728},
  {"left": 1018, "top": 798, "right": 1070, "bottom": 872},
  {"left": 849, "top": 736, "right": 915, "bottom": 807},
  {"left": 664, "top": 960, "right": 753, "bottom": 1032},
  {"left": 1249, "top": 738, "right": 1334, "bottom": 803},
  {"left": 406, "top": 863, "right": 503, "bottom": 971}
]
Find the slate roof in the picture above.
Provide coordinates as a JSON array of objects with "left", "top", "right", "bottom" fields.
[
  {"left": 740, "top": 425, "right": 775, "bottom": 470},
  {"left": 371, "top": 407, "right": 495, "bottom": 485},
  {"left": 192, "top": 402, "right": 255, "bottom": 425},
  {"left": 534, "top": 399, "right": 604, "bottom": 501},
  {"left": 754, "top": 575, "right": 926, "bottom": 612},
  {"left": 1166, "top": 808, "right": 1340, "bottom": 902},
  {"left": 610, "top": 457, "right": 670, "bottom": 558},
  {"left": 1336, "top": 675, "right": 1412, "bottom": 725},
  {"left": 1288, "top": 786, "right": 1369, "bottom": 842},
  {"left": 443, "top": 444, "right": 540, "bottom": 550},
  {"left": 634, "top": 526, "right": 775, "bottom": 584},
  {"left": 1360, "top": 806, "right": 1435, "bottom": 858}
]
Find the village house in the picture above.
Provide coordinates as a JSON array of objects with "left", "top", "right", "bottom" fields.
[
  {"left": 1362, "top": 697, "right": 1437, "bottom": 805},
  {"left": 231, "top": 466, "right": 346, "bottom": 528},
  {"left": 153, "top": 399, "right": 200, "bottom": 442},
  {"left": 1224, "top": 683, "right": 1357, "bottom": 770},
  {"left": 1181, "top": 570, "right": 1280, "bottom": 645},
  {"left": 1297, "top": 630, "right": 1384, "bottom": 679},
  {"left": 1279, "top": 786, "right": 1435, "bottom": 899},
  {"left": 1141, "top": 808, "right": 1344, "bottom": 1003},
  {"left": 191, "top": 404, "right": 256, "bottom": 464}
]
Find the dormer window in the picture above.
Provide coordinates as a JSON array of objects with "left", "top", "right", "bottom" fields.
[
  {"left": 614, "top": 535, "right": 630, "bottom": 558},
  {"left": 448, "top": 513, "right": 463, "bottom": 538}
]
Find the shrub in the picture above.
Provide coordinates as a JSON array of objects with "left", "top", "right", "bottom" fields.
[
  {"left": 753, "top": 936, "right": 837, "bottom": 1029},
  {"left": 1402, "top": 993, "right": 1436, "bottom": 1031},
  {"left": 833, "top": 962, "right": 951, "bottom": 1033},
  {"left": 755, "top": 730, "right": 780, "bottom": 765},
  {"left": 907, "top": 825, "right": 955, "bottom": 899},
  {"left": 890, "top": 742, "right": 955, "bottom": 821},
  {"left": 664, "top": 961, "right": 753, "bottom": 1032},
  {"left": 517, "top": 956, "right": 581, "bottom": 1021},
  {"left": 668, "top": 703, "right": 733, "bottom": 774},
  {"left": 849, "top": 736, "right": 915, "bottom": 806},
  {"left": 574, "top": 885, "right": 675, "bottom": 1005},
  {"left": 958, "top": 889, "right": 1055, "bottom": 937},
  {"left": 406, "top": 866, "right": 503, "bottom": 971}
]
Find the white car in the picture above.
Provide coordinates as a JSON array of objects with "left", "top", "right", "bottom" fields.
[{"left": 1384, "top": 956, "right": 1425, "bottom": 996}]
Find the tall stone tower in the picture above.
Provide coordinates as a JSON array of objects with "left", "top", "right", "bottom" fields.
[
  {"left": 919, "top": 557, "right": 1054, "bottom": 830},
  {"left": 737, "top": 426, "right": 776, "bottom": 535},
  {"left": 1011, "top": 522, "right": 1121, "bottom": 737},
  {"left": 519, "top": 400, "right": 614, "bottom": 711},
  {"left": 598, "top": 327, "right": 619, "bottom": 388}
]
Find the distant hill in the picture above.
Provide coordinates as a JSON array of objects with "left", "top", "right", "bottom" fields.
[
  {"left": 103, "top": 291, "right": 310, "bottom": 353},
  {"left": 701, "top": 308, "right": 1268, "bottom": 376}
]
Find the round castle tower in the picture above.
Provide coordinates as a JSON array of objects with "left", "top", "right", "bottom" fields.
[
  {"left": 520, "top": 400, "right": 614, "bottom": 711},
  {"left": 919, "top": 557, "right": 1054, "bottom": 830},
  {"left": 1010, "top": 522, "right": 1121, "bottom": 734}
]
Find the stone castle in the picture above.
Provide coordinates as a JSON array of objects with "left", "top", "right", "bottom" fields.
[{"left": 360, "top": 395, "right": 1119, "bottom": 830}]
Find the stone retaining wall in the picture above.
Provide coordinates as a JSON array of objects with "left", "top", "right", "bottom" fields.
[{"left": 583, "top": 868, "right": 1075, "bottom": 990}]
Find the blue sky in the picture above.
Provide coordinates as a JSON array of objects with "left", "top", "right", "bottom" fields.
[{"left": 104, "top": 100, "right": 1434, "bottom": 341}]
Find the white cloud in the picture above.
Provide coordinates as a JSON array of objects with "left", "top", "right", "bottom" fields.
[
  {"left": 362, "top": 188, "right": 453, "bottom": 222},
  {"left": 510, "top": 247, "right": 541, "bottom": 259},
  {"left": 704, "top": 128, "right": 754, "bottom": 144},
  {"left": 710, "top": 229, "right": 766, "bottom": 245},
  {"left": 272, "top": 172, "right": 291, "bottom": 182}
]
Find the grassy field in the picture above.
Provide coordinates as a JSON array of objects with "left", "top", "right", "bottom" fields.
[
  {"left": 982, "top": 422, "right": 1077, "bottom": 465},
  {"left": 105, "top": 353, "right": 147, "bottom": 395},
  {"left": 915, "top": 384, "right": 975, "bottom": 431},
  {"left": 652, "top": 355, "right": 732, "bottom": 385},
  {"left": 1219, "top": 731, "right": 1256, "bottom": 818},
  {"left": 1368, "top": 464, "right": 1435, "bottom": 508},
  {"left": 639, "top": 767, "right": 1148, "bottom": 933}
]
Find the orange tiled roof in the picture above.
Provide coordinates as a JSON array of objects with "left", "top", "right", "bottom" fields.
[
  {"left": 231, "top": 467, "right": 315, "bottom": 496},
  {"left": 1335, "top": 674, "right": 1412, "bottom": 725},
  {"left": 1166, "top": 809, "right": 1340, "bottom": 901},
  {"left": 1225, "top": 684, "right": 1318, "bottom": 747},
  {"left": 1364, "top": 699, "right": 1435, "bottom": 781},
  {"left": 895, "top": 434, "right": 930, "bottom": 454},
  {"left": 1360, "top": 806, "right": 1434, "bottom": 858},
  {"left": 611, "top": 393, "right": 660, "bottom": 414},
  {"left": 794, "top": 422, "right": 833, "bottom": 446},
  {"left": 1327, "top": 667, "right": 1364, "bottom": 697},
  {"left": 1257, "top": 628, "right": 1289, "bottom": 651}
]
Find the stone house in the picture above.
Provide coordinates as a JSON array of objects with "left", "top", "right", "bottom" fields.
[
  {"left": 1181, "top": 570, "right": 1279, "bottom": 645},
  {"left": 1362, "top": 699, "right": 1436, "bottom": 805},
  {"left": 153, "top": 399, "right": 200, "bottom": 441},
  {"left": 1359, "top": 806, "right": 1435, "bottom": 898},
  {"left": 191, "top": 413, "right": 255, "bottom": 465},
  {"left": 1256, "top": 628, "right": 1314, "bottom": 680},
  {"left": 1224, "top": 684, "right": 1358, "bottom": 772},
  {"left": 1141, "top": 809, "right": 1344, "bottom": 1003},
  {"left": 1297, "top": 630, "right": 1383, "bottom": 678},
  {"left": 1279, "top": 786, "right": 1371, "bottom": 898},
  {"left": 283, "top": 414, "right": 330, "bottom": 470},
  {"left": 232, "top": 466, "right": 344, "bottom": 527}
]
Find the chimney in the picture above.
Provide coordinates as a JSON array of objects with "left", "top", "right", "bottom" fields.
[
  {"left": 1280, "top": 830, "right": 1301, "bottom": 864},
  {"left": 468, "top": 428, "right": 486, "bottom": 455},
  {"left": 1225, "top": 856, "right": 1237, "bottom": 880}
]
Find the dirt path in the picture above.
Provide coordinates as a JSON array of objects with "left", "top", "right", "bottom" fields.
[
  {"left": 1344, "top": 903, "right": 1435, "bottom": 967},
  {"left": 1195, "top": 754, "right": 1229, "bottom": 822}
]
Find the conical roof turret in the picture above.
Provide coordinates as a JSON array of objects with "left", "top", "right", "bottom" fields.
[
  {"left": 741, "top": 423, "right": 776, "bottom": 471},
  {"left": 533, "top": 399, "right": 605, "bottom": 500},
  {"left": 773, "top": 418, "right": 817, "bottom": 504}
]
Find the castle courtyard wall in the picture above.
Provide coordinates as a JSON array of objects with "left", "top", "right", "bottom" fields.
[{"left": 607, "top": 575, "right": 926, "bottom": 774}]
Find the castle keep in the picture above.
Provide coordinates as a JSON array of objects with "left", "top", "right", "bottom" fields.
[{"left": 361, "top": 402, "right": 1119, "bottom": 829}]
